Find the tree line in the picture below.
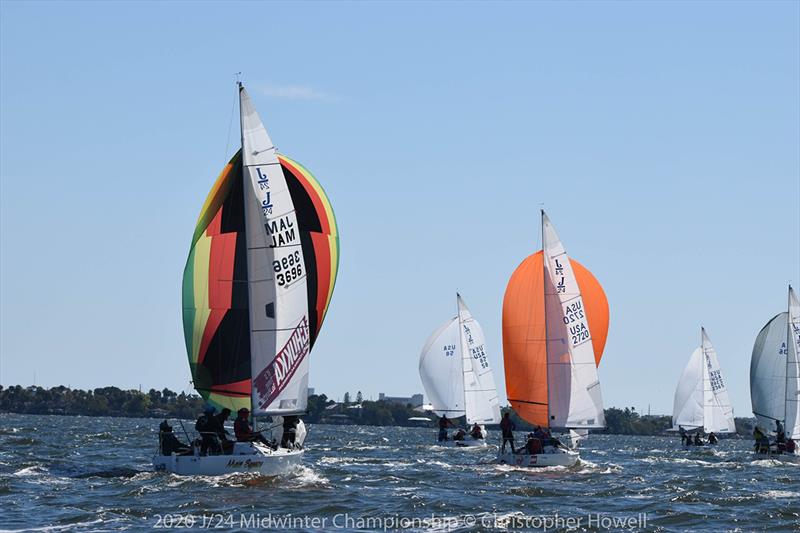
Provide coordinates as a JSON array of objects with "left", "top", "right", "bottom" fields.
[{"left": 0, "top": 385, "right": 755, "bottom": 436}]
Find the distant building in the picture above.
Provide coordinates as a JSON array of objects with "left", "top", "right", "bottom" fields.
[
  {"left": 308, "top": 387, "right": 315, "bottom": 396},
  {"left": 378, "top": 393, "right": 424, "bottom": 408}
]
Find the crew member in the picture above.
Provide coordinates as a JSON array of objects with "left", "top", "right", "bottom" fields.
[
  {"left": 233, "top": 408, "right": 271, "bottom": 446},
  {"left": 469, "top": 423, "right": 483, "bottom": 439},
  {"left": 281, "top": 415, "right": 300, "bottom": 449},
  {"left": 158, "top": 420, "right": 191, "bottom": 456},
  {"left": 195, "top": 405, "right": 219, "bottom": 455},
  {"left": 500, "top": 412, "right": 516, "bottom": 453},
  {"left": 438, "top": 414, "right": 455, "bottom": 442}
]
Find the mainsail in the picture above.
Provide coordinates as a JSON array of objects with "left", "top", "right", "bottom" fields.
[
  {"left": 419, "top": 294, "right": 501, "bottom": 424},
  {"left": 750, "top": 286, "right": 800, "bottom": 439},
  {"left": 672, "top": 328, "right": 735, "bottom": 433},
  {"left": 419, "top": 317, "right": 465, "bottom": 418},
  {"left": 182, "top": 84, "right": 338, "bottom": 414},
  {"left": 503, "top": 210, "right": 608, "bottom": 429}
]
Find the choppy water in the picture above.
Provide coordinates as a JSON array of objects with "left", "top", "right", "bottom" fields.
[{"left": 1, "top": 413, "right": 798, "bottom": 532}]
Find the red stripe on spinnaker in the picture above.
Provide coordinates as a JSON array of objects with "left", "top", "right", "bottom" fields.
[
  {"left": 198, "top": 219, "right": 237, "bottom": 364},
  {"left": 210, "top": 379, "right": 251, "bottom": 397},
  {"left": 310, "top": 232, "right": 332, "bottom": 336},
  {"left": 281, "top": 158, "right": 331, "bottom": 235}
]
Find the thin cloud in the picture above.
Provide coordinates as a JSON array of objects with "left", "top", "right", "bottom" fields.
[{"left": 256, "top": 83, "right": 338, "bottom": 101}]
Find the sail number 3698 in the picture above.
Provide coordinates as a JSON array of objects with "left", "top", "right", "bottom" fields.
[{"left": 273, "top": 251, "right": 303, "bottom": 286}]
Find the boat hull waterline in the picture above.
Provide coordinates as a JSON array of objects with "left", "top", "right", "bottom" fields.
[
  {"left": 153, "top": 443, "right": 303, "bottom": 476},
  {"left": 497, "top": 449, "right": 579, "bottom": 468},
  {"left": 438, "top": 437, "right": 490, "bottom": 448}
]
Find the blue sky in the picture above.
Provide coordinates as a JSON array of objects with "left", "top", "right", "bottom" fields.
[{"left": 1, "top": 1, "right": 798, "bottom": 416}]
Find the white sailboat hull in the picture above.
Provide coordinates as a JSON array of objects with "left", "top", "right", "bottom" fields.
[
  {"left": 497, "top": 448, "right": 579, "bottom": 467},
  {"left": 153, "top": 442, "right": 303, "bottom": 476}
]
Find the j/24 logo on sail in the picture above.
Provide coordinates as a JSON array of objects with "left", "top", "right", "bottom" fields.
[{"left": 256, "top": 168, "right": 273, "bottom": 215}]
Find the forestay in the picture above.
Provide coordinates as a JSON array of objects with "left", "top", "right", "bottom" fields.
[{"left": 542, "top": 212, "right": 605, "bottom": 429}]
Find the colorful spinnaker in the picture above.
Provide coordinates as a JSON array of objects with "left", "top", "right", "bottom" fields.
[
  {"left": 182, "top": 84, "right": 338, "bottom": 415},
  {"left": 750, "top": 286, "right": 800, "bottom": 439},
  {"left": 671, "top": 328, "right": 735, "bottom": 433},
  {"left": 502, "top": 210, "right": 607, "bottom": 430},
  {"left": 419, "top": 294, "right": 502, "bottom": 424}
]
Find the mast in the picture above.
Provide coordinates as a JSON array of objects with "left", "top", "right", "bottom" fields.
[
  {"left": 541, "top": 209, "right": 551, "bottom": 428},
  {"left": 237, "top": 81, "right": 256, "bottom": 418},
  {"left": 700, "top": 327, "right": 708, "bottom": 432},
  {"left": 457, "top": 292, "right": 469, "bottom": 423},
  {"left": 786, "top": 285, "right": 792, "bottom": 428}
]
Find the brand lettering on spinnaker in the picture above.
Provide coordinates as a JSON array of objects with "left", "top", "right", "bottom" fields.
[{"left": 253, "top": 317, "right": 310, "bottom": 409}]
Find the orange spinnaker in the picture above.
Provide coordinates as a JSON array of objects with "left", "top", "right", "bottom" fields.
[{"left": 502, "top": 251, "right": 609, "bottom": 427}]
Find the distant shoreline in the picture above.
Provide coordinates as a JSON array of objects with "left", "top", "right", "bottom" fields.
[{"left": 0, "top": 385, "right": 757, "bottom": 437}]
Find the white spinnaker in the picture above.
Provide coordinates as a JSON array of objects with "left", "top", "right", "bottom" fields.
[
  {"left": 457, "top": 294, "right": 501, "bottom": 424},
  {"left": 672, "top": 347, "right": 704, "bottom": 430},
  {"left": 542, "top": 211, "right": 605, "bottom": 429},
  {"left": 750, "top": 312, "right": 789, "bottom": 432},
  {"left": 700, "top": 328, "right": 736, "bottom": 433},
  {"left": 419, "top": 318, "right": 465, "bottom": 418},
  {"left": 786, "top": 286, "right": 800, "bottom": 439},
  {"left": 240, "top": 86, "right": 310, "bottom": 416}
]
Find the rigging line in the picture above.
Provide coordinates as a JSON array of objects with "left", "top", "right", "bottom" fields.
[{"left": 223, "top": 74, "right": 239, "bottom": 163}]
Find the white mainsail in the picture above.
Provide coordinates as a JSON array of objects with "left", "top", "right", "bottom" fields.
[
  {"left": 542, "top": 211, "right": 605, "bottom": 429},
  {"left": 419, "top": 317, "right": 465, "bottom": 417},
  {"left": 240, "top": 85, "right": 310, "bottom": 416},
  {"left": 457, "top": 294, "right": 501, "bottom": 424},
  {"left": 751, "top": 312, "right": 789, "bottom": 432},
  {"left": 672, "top": 347, "right": 704, "bottom": 430}
]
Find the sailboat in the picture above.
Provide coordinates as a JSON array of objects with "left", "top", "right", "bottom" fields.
[
  {"left": 419, "top": 294, "right": 502, "bottom": 447},
  {"left": 671, "top": 328, "right": 735, "bottom": 446},
  {"left": 499, "top": 210, "right": 608, "bottom": 467},
  {"left": 750, "top": 285, "right": 800, "bottom": 459},
  {"left": 153, "top": 83, "right": 339, "bottom": 475}
]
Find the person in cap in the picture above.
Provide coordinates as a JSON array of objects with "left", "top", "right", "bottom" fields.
[
  {"left": 158, "top": 420, "right": 191, "bottom": 456},
  {"left": 195, "top": 405, "right": 220, "bottom": 455},
  {"left": 233, "top": 408, "right": 271, "bottom": 446}
]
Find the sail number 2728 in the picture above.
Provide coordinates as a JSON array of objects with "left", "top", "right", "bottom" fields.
[{"left": 273, "top": 251, "right": 303, "bottom": 286}]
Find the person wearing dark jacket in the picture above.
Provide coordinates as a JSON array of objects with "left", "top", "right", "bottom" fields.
[
  {"left": 159, "top": 420, "right": 190, "bottom": 456},
  {"left": 707, "top": 432, "right": 718, "bottom": 445},
  {"left": 195, "top": 406, "right": 219, "bottom": 455},
  {"left": 233, "top": 408, "right": 271, "bottom": 446},
  {"left": 210, "top": 408, "right": 233, "bottom": 454},
  {"left": 500, "top": 412, "right": 516, "bottom": 453},
  {"left": 281, "top": 415, "right": 300, "bottom": 449},
  {"left": 469, "top": 423, "right": 483, "bottom": 439}
]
